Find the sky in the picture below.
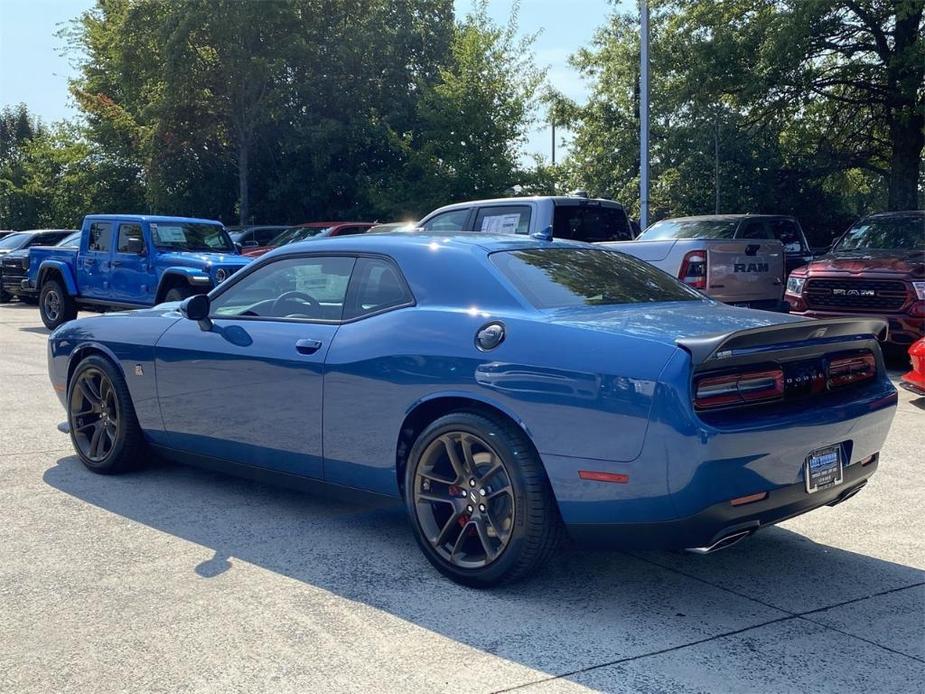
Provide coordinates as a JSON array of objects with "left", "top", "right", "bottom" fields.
[{"left": 0, "top": 0, "right": 628, "bottom": 161}]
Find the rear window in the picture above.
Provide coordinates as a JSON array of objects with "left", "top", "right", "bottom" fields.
[
  {"left": 491, "top": 248, "right": 701, "bottom": 309},
  {"left": 641, "top": 219, "right": 738, "bottom": 240},
  {"left": 553, "top": 205, "right": 632, "bottom": 242}
]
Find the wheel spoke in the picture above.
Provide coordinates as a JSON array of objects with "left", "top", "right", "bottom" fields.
[
  {"left": 450, "top": 520, "right": 471, "bottom": 559},
  {"left": 460, "top": 435, "right": 478, "bottom": 474},
  {"left": 417, "top": 490, "right": 454, "bottom": 505},
  {"left": 441, "top": 435, "right": 467, "bottom": 482},
  {"left": 486, "top": 484, "right": 513, "bottom": 502},
  {"left": 478, "top": 461, "right": 504, "bottom": 485},
  {"left": 77, "top": 378, "right": 100, "bottom": 407},
  {"left": 473, "top": 518, "right": 496, "bottom": 561},
  {"left": 433, "top": 510, "right": 463, "bottom": 547},
  {"left": 419, "top": 469, "right": 455, "bottom": 485},
  {"left": 75, "top": 418, "right": 99, "bottom": 433},
  {"left": 73, "top": 408, "right": 96, "bottom": 418},
  {"left": 89, "top": 423, "right": 105, "bottom": 458}
]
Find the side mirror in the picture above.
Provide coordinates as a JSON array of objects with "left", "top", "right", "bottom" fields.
[
  {"left": 234, "top": 242, "right": 243, "bottom": 254},
  {"left": 179, "top": 293, "right": 210, "bottom": 321},
  {"left": 126, "top": 236, "right": 146, "bottom": 255}
]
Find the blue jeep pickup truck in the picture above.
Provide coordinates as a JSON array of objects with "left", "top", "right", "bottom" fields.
[{"left": 28, "top": 214, "right": 250, "bottom": 329}]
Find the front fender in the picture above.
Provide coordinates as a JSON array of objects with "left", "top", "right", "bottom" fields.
[
  {"left": 38, "top": 260, "right": 78, "bottom": 294},
  {"left": 155, "top": 267, "right": 211, "bottom": 298}
]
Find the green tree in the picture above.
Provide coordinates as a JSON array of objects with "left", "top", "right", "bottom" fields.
[{"left": 558, "top": 1, "right": 922, "bottom": 240}]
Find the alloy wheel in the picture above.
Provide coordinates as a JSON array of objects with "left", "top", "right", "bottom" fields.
[
  {"left": 69, "top": 368, "right": 119, "bottom": 462},
  {"left": 412, "top": 432, "right": 516, "bottom": 569},
  {"left": 43, "top": 289, "right": 60, "bottom": 322}
]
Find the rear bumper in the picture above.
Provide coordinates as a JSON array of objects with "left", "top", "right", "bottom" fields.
[
  {"left": 568, "top": 456, "right": 879, "bottom": 549},
  {"left": 786, "top": 305, "right": 923, "bottom": 345}
]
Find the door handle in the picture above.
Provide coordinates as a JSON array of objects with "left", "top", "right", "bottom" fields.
[
  {"left": 111, "top": 259, "right": 123, "bottom": 267},
  {"left": 295, "top": 338, "right": 323, "bottom": 355}
]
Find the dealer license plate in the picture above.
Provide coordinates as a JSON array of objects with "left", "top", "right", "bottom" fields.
[{"left": 805, "top": 446, "right": 844, "bottom": 494}]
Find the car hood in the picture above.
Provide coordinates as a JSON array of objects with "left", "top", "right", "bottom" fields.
[
  {"left": 1, "top": 249, "right": 28, "bottom": 259},
  {"left": 545, "top": 300, "right": 807, "bottom": 343},
  {"left": 156, "top": 251, "right": 251, "bottom": 269},
  {"left": 801, "top": 249, "right": 925, "bottom": 276}
]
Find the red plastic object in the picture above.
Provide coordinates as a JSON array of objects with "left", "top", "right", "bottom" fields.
[{"left": 900, "top": 337, "right": 925, "bottom": 396}]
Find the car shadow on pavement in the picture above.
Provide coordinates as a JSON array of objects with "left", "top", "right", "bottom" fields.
[{"left": 42, "top": 454, "right": 924, "bottom": 679}]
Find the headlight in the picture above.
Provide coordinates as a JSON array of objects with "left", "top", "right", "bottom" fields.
[
  {"left": 913, "top": 281, "right": 925, "bottom": 300},
  {"left": 22, "top": 257, "right": 30, "bottom": 270},
  {"left": 215, "top": 268, "right": 227, "bottom": 283},
  {"left": 786, "top": 276, "right": 806, "bottom": 296}
]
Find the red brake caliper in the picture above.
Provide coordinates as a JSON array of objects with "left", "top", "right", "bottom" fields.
[{"left": 448, "top": 485, "right": 471, "bottom": 528}]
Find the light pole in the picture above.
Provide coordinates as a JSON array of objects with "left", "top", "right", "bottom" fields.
[{"left": 639, "top": 0, "right": 650, "bottom": 229}]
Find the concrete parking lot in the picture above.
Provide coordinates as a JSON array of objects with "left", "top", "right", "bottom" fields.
[{"left": 1, "top": 301, "right": 922, "bottom": 693}]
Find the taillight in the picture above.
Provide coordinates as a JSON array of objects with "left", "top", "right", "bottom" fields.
[
  {"left": 694, "top": 368, "right": 784, "bottom": 410},
  {"left": 679, "top": 250, "right": 707, "bottom": 290},
  {"left": 827, "top": 353, "right": 876, "bottom": 388}
]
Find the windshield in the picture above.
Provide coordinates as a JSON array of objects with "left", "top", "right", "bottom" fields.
[
  {"left": 835, "top": 216, "right": 925, "bottom": 251},
  {"left": 151, "top": 222, "right": 234, "bottom": 252},
  {"left": 491, "top": 248, "right": 701, "bottom": 309},
  {"left": 269, "top": 226, "right": 330, "bottom": 248},
  {"left": 58, "top": 232, "right": 81, "bottom": 247},
  {"left": 0, "top": 233, "right": 27, "bottom": 250},
  {"left": 640, "top": 219, "right": 738, "bottom": 240}
]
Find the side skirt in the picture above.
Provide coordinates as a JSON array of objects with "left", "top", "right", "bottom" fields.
[{"left": 148, "top": 443, "right": 403, "bottom": 509}]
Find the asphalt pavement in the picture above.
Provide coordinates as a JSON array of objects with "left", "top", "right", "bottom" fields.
[{"left": 1, "top": 301, "right": 922, "bottom": 693}]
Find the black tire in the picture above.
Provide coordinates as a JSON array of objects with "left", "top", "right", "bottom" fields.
[
  {"left": 39, "top": 278, "right": 78, "bottom": 330},
  {"left": 67, "top": 354, "right": 146, "bottom": 474},
  {"left": 0, "top": 287, "right": 10, "bottom": 304},
  {"left": 164, "top": 285, "right": 196, "bottom": 302},
  {"left": 404, "top": 411, "right": 564, "bottom": 587}
]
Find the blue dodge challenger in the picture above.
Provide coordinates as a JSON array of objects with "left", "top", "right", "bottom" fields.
[{"left": 47, "top": 233, "right": 897, "bottom": 586}]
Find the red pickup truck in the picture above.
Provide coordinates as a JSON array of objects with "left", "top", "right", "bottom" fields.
[{"left": 785, "top": 211, "right": 924, "bottom": 348}]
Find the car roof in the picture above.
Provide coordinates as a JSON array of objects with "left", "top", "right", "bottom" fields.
[
  {"left": 293, "top": 221, "right": 373, "bottom": 227},
  {"left": 274, "top": 231, "right": 590, "bottom": 258},
  {"left": 654, "top": 214, "right": 794, "bottom": 222},
  {"left": 85, "top": 214, "right": 223, "bottom": 225},
  {"left": 864, "top": 211, "right": 925, "bottom": 219},
  {"left": 15, "top": 229, "right": 77, "bottom": 234},
  {"left": 427, "top": 196, "right": 625, "bottom": 212}
]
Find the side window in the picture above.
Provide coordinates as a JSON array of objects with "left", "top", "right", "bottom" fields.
[
  {"left": 738, "top": 220, "right": 773, "bottom": 240},
  {"left": 769, "top": 219, "right": 805, "bottom": 253},
  {"left": 255, "top": 228, "right": 280, "bottom": 245},
  {"left": 552, "top": 205, "right": 633, "bottom": 242},
  {"left": 344, "top": 257, "right": 412, "bottom": 320},
  {"left": 210, "top": 256, "right": 356, "bottom": 321},
  {"left": 87, "top": 222, "right": 113, "bottom": 252},
  {"left": 474, "top": 206, "right": 532, "bottom": 234},
  {"left": 421, "top": 209, "right": 470, "bottom": 232},
  {"left": 27, "top": 233, "right": 55, "bottom": 247},
  {"left": 116, "top": 223, "right": 144, "bottom": 253}
]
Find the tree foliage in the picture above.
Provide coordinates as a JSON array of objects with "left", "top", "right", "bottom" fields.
[{"left": 556, "top": 0, "right": 923, "bottom": 242}]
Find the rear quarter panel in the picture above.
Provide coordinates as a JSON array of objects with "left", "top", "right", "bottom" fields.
[{"left": 322, "top": 306, "right": 677, "bottom": 496}]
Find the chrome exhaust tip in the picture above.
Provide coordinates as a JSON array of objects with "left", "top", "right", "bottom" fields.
[{"left": 685, "top": 529, "right": 753, "bottom": 555}]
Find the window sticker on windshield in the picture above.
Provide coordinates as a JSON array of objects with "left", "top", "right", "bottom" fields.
[
  {"left": 481, "top": 214, "right": 522, "bottom": 233},
  {"left": 152, "top": 224, "right": 187, "bottom": 244}
]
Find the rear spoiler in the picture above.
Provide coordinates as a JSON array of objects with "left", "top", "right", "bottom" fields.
[{"left": 676, "top": 317, "right": 889, "bottom": 367}]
